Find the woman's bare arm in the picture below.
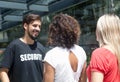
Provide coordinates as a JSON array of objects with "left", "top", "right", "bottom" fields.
[
  {"left": 43, "top": 62, "right": 55, "bottom": 82},
  {"left": 79, "top": 62, "right": 87, "bottom": 82},
  {"left": 91, "top": 71, "right": 104, "bottom": 82}
]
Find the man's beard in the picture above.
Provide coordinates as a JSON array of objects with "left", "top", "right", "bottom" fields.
[{"left": 28, "top": 31, "right": 39, "bottom": 40}]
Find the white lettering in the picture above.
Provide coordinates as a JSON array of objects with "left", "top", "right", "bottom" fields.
[
  {"left": 20, "top": 55, "right": 24, "bottom": 61},
  {"left": 20, "top": 54, "right": 42, "bottom": 61}
]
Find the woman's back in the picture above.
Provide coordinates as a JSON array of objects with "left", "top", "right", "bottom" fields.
[
  {"left": 87, "top": 48, "right": 120, "bottom": 82},
  {"left": 44, "top": 45, "right": 86, "bottom": 82}
]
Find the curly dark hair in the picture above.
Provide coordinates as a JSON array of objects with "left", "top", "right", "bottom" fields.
[{"left": 48, "top": 13, "right": 81, "bottom": 49}]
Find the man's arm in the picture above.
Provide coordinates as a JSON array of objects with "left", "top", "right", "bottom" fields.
[
  {"left": 43, "top": 62, "right": 55, "bottom": 82},
  {"left": 0, "top": 68, "right": 10, "bottom": 82}
]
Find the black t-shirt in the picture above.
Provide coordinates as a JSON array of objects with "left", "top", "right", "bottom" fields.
[{"left": 0, "top": 39, "right": 45, "bottom": 82}]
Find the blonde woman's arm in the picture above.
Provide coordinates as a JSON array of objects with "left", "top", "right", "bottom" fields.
[
  {"left": 91, "top": 71, "right": 103, "bottom": 82},
  {"left": 79, "top": 62, "right": 87, "bottom": 82},
  {"left": 0, "top": 68, "right": 10, "bottom": 82},
  {"left": 43, "top": 62, "right": 55, "bottom": 82}
]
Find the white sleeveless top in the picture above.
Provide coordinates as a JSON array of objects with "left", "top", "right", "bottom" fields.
[{"left": 44, "top": 45, "right": 86, "bottom": 82}]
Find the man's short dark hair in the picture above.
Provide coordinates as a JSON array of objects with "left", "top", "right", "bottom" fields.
[{"left": 22, "top": 13, "right": 41, "bottom": 26}]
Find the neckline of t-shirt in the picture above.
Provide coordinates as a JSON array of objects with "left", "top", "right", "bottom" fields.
[{"left": 19, "top": 38, "right": 35, "bottom": 46}]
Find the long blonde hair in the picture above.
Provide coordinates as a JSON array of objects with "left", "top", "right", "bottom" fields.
[{"left": 96, "top": 14, "right": 120, "bottom": 68}]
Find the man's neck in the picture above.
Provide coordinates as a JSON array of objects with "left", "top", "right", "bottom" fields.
[{"left": 21, "top": 36, "right": 34, "bottom": 44}]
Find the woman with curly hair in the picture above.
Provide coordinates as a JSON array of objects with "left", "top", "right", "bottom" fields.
[{"left": 43, "top": 13, "right": 87, "bottom": 82}]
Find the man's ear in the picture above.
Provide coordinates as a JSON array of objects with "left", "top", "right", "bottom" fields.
[{"left": 23, "top": 23, "right": 28, "bottom": 30}]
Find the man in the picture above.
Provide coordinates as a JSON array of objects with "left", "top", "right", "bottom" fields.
[{"left": 0, "top": 13, "right": 45, "bottom": 82}]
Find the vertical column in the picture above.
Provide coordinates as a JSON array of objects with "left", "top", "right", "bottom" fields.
[{"left": 0, "top": 21, "right": 1, "bottom": 29}]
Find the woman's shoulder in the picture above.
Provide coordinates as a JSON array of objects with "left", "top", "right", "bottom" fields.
[
  {"left": 46, "top": 47, "right": 63, "bottom": 54},
  {"left": 91, "top": 47, "right": 115, "bottom": 61},
  {"left": 92, "top": 48, "right": 112, "bottom": 55},
  {"left": 74, "top": 44, "right": 84, "bottom": 50}
]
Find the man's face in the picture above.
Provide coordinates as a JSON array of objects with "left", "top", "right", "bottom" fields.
[{"left": 25, "top": 20, "right": 41, "bottom": 40}]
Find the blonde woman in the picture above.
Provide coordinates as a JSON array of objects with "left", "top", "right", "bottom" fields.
[{"left": 87, "top": 14, "right": 120, "bottom": 82}]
